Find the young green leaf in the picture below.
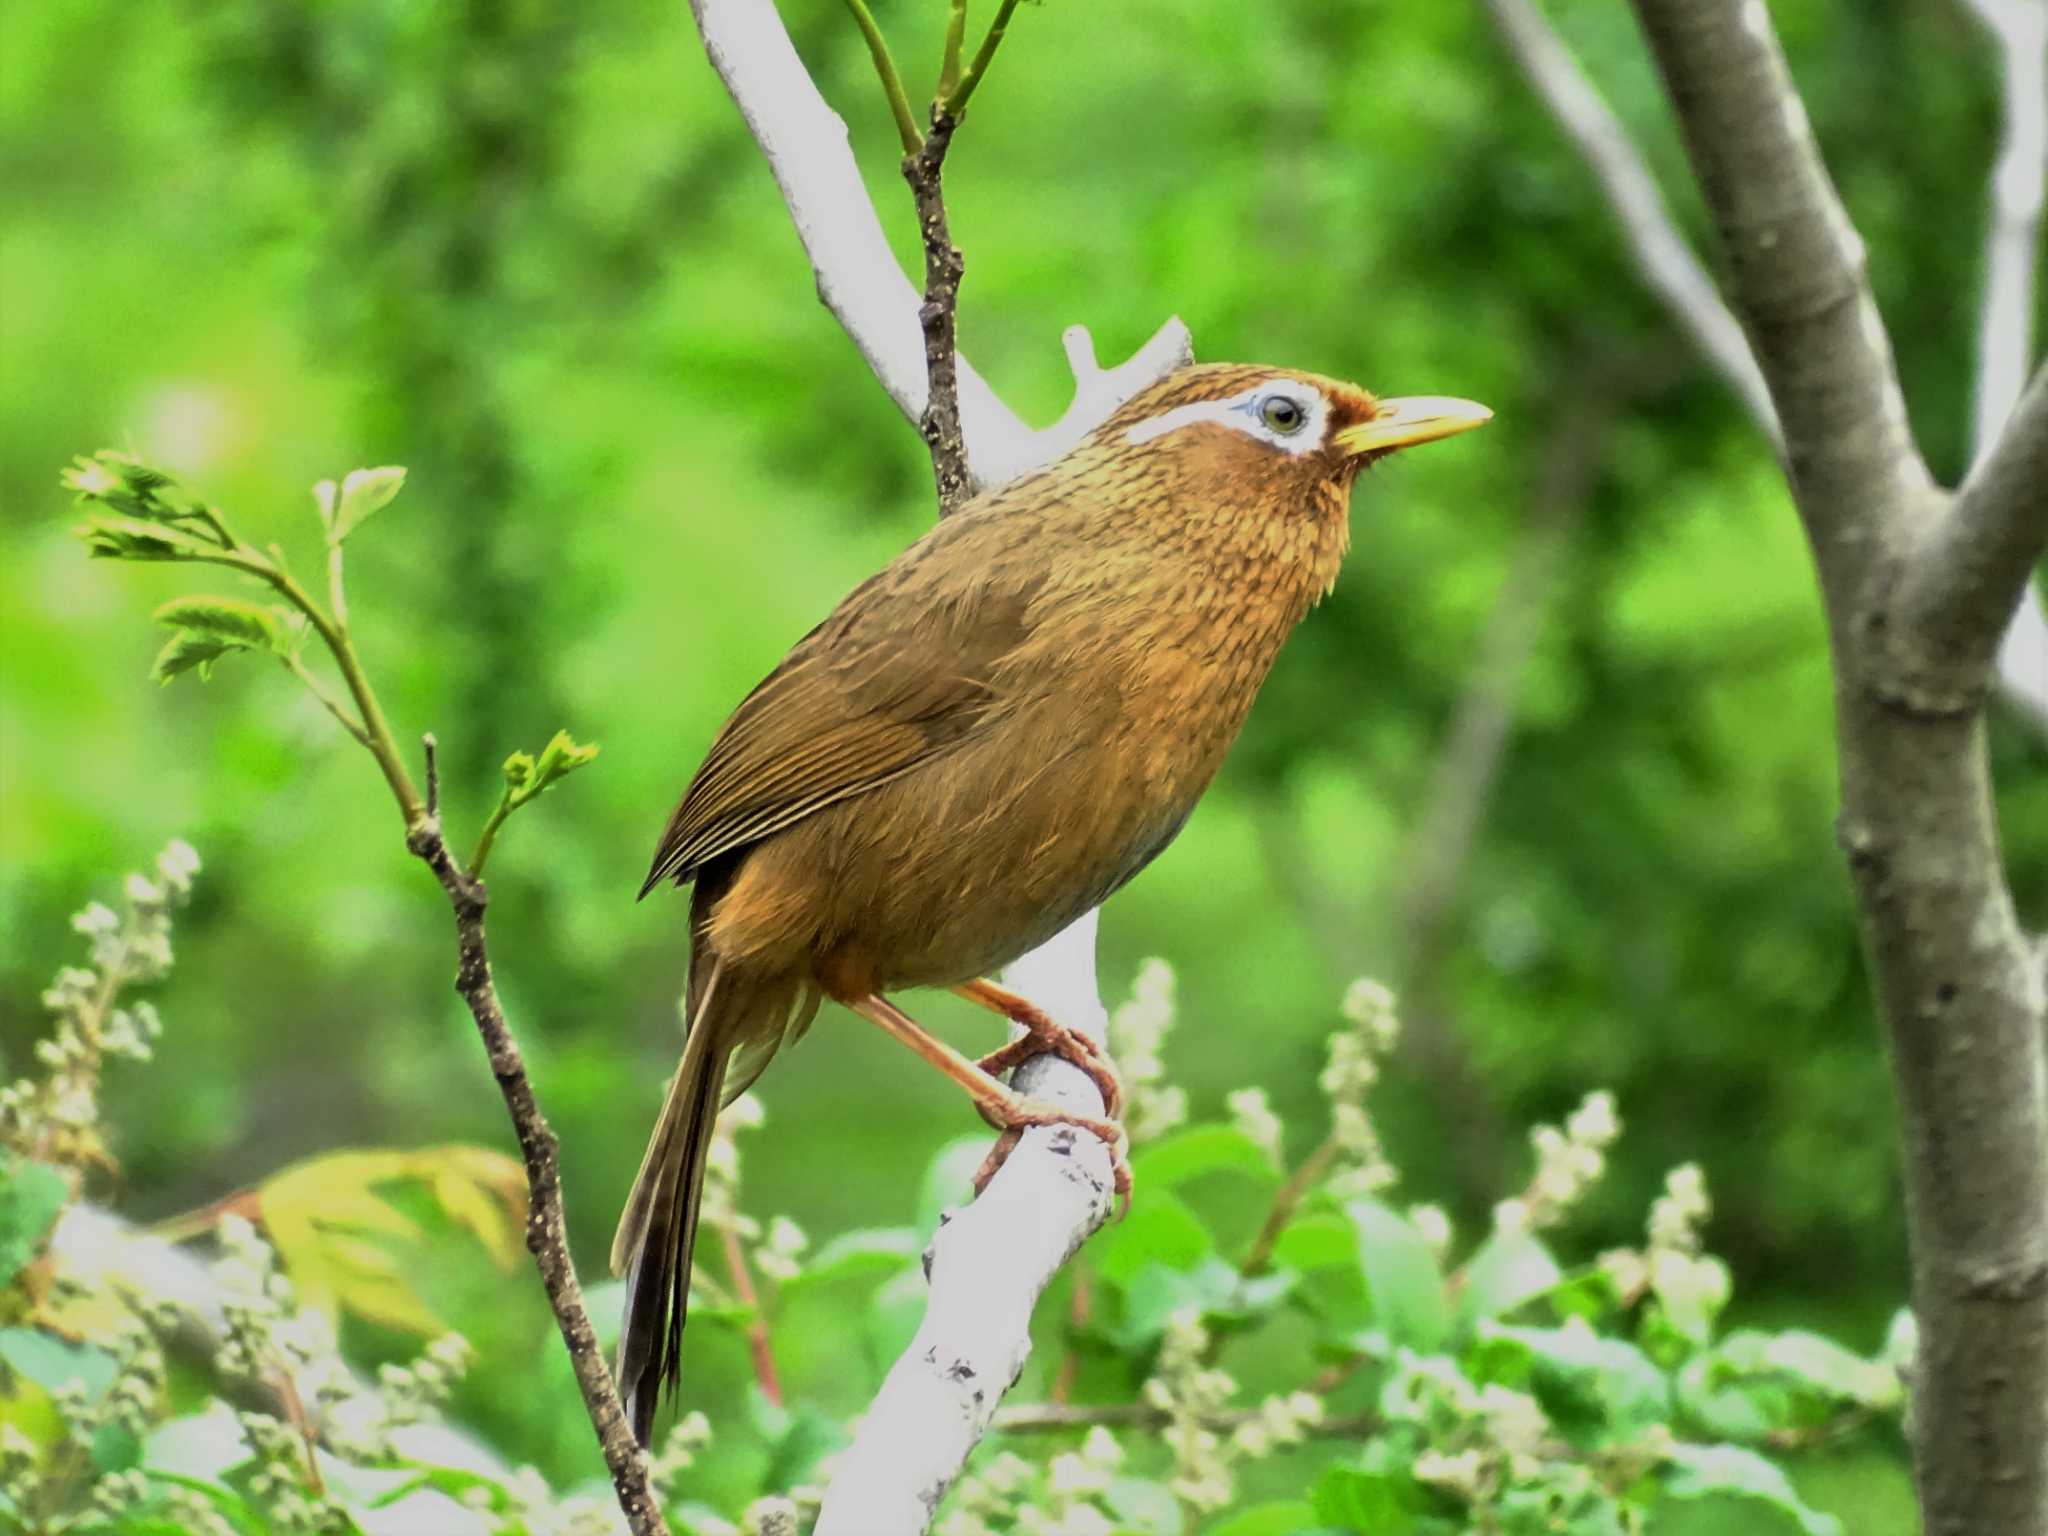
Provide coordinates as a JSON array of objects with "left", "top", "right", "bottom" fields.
[
  {"left": 527, "top": 729, "right": 599, "bottom": 797},
  {"left": 332, "top": 465, "right": 407, "bottom": 542},
  {"left": 312, "top": 478, "right": 339, "bottom": 537},
  {"left": 78, "top": 515, "right": 212, "bottom": 563},
  {"left": 153, "top": 595, "right": 287, "bottom": 652},
  {"left": 151, "top": 630, "right": 251, "bottom": 683}
]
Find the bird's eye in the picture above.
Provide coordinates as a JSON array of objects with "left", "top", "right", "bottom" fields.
[{"left": 1259, "top": 395, "right": 1307, "bottom": 435}]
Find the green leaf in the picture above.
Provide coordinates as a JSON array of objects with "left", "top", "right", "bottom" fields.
[
  {"left": 1095, "top": 1189, "right": 1213, "bottom": 1289},
  {"left": 0, "top": 1156, "right": 70, "bottom": 1287},
  {"left": 153, "top": 596, "right": 285, "bottom": 652},
  {"left": 150, "top": 630, "right": 253, "bottom": 683},
  {"left": 1473, "top": 1322, "right": 1671, "bottom": 1442},
  {"left": 332, "top": 465, "right": 407, "bottom": 542},
  {"left": 1312, "top": 1457, "right": 1457, "bottom": 1533},
  {"left": 1347, "top": 1200, "right": 1451, "bottom": 1353},
  {"left": 1457, "top": 1229, "right": 1563, "bottom": 1327},
  {"left": 1650, "top": 1444, "right": 1841, "bottom": 1536},
  {"left": 92, "top": 1420, "right": 142, "bottom": 1474},
  {"left": 78, "top": 516, "right": 212, "bottom": 563},
  {"left": 1273, "top": 1210, "right": 1371, "bottom": 1337},
  {"left": 784, "top": 1227, "right": 919, "bottom": 1291},
  {"left": 1205, "top": 1501, "right": 1334, "bottom": 1536},
  {"left": 1133, "top": 1125, "right": 1283, "bottom": 1189},
  {"left": 527, "top": 730, "right": 599, "bottom": 796},
  {"left": 0, "top": 1327, "right": 117, "bottom": 1398},
  {"left": 500, "top": 750, "right": 537, "bottom": 796}
]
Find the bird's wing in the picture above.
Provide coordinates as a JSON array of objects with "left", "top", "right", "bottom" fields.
[{"left": 640, "top": 508, "right": 1051, "bottom": 894}]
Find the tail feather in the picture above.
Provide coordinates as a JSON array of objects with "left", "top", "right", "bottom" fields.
[{"left": 613, "top": 961, "right": 732, "bottom": 1446}]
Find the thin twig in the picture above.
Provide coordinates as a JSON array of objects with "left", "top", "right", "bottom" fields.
[
  {"left": 402, "top": 815, "right": 667, "bottom": 1536},
  {"left": 279, "top": 653, "right": 371, "bottom": 748},
  {"left": 422, "top": 733, "right": 441, "bottom": 820},
  {"left": 718, "top": 1219, "right": 783, "bottom": 1407},
  {"left": 943, "top": 0, "right": 1026, "bottom": 118},
  {"left": 1240, "top": 1137, "right": 1340, "bottom": 1279},
  {"left": 840, "top": 0, "right": 921, "bottom": 154},
  {"left": 904, "top": 111, "right": 972, "bottom": 516}
]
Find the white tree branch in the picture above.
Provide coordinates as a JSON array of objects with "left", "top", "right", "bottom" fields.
[
  {"left": 682, "top": 1, "right": 1189, "bottom": 1526},
  {"left": 817, "top": 916, "right": 1116, "bottom": 1534},
  {"left": 1481, "top": 0, "right": 1780, "bottom": 443},
  {"left": 684, "top": 0, "right": 1188, "bottom": 487}
]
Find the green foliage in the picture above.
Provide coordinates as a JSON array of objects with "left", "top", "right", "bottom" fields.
[{"left": 4, "top": 0, "right": 2021, "bottom": 1529}]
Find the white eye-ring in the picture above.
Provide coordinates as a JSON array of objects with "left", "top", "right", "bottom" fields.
[{"left": 1124, "top": 379, "right": 1330, "bottom": 456}]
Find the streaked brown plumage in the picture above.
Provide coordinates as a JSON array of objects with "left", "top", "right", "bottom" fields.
[{"left": 614, "top": 362, "right": 1489, "bottom": 1440}]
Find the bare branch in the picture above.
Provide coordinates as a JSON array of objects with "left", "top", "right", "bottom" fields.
[
  {"left": 1960, "top": 0, "right": 2047, "bottom": 461},
  {"left": 1960, "top": 0, "right": 2048, "bottom": 732},
  {"left": 1629, "top": 0, "right": 1936, "bottom": 594},
  {"left": 1494, "top": 0, "right": 2048, "bottom": 730},
  {"left": 905, "top": 112, "right": 972, "bottom": 516},
  {"left": 1480, "top": 0, "right": 1779, "bottom": 442},
  {"left": 401, "top": 817, "right": 667, "bottom": 1536},
  {"left": 1897, "top": 364, "right": 2048, "bottom": 699}
]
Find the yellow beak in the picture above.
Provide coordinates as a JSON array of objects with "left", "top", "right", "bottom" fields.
[{"left": 1335, "top": 395, "right": 1494, "bottom": 457}]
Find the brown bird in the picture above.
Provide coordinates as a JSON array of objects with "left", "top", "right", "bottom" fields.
[{"left": 614, "top": 361, "right": 1489, "bottom": 1440}]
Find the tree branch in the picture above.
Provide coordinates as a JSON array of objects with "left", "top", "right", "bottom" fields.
[
  {"left": 683, "top": 0, "right": 1189, "bottom": 486},
  {"left": 1491, "top": 0, "right": 2048, "bottom": 733},
  {"left": 1897, "top": 363, "right": 2048, "bottom": 700},
  {"left": 401, "top": 756, "right": 667, "bottom": 1536},
  {"left": 1480, "top": 0, "right": 1779, "bottom": 443},
  {"left": 1627, "top": 3, "right": 2048, "bottom": 1530},
  {"left": 1960, "top": 0, "right": 2047, "bottom": 462},
  {"left": 905, "top": 112, "right": 971, "bottom": 516},
  {"left": 1628, "top": 0, "right": 1936, "bottom": 594}
]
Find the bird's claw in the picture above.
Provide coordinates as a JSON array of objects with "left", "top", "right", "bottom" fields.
[
  {"left": 973, "top": 1020, "right": 1125, "bottom": 1119},
  {"left": 970, "top": 1099, "right": 1132, "bottom": 1219}
]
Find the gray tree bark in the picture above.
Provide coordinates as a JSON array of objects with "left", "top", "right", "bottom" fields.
[{"left": 1627, "top": 4, "right": 2048, "bottom": 1532}]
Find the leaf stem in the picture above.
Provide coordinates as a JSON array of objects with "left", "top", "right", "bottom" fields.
[
  {"left": 942, "top": 0, "right": 1023, "bottom": 117},
  {"left": 469, "top": 785, "right": 517, "bottom": 878},
  {"left": 280, "top": 652, "right": 372, "bottom": 748},
  {"left": 1240, "top": 1133, "right": 1341, "bottom": 1277},
  {"left": 938, "top": 0, "right": 968, "bottom": 102},
  {"left": 263, "top": 564, "right": 424, "bottom": 825},
  {"left": 842, "top": 0, "right": 923, "bottom": 154}
]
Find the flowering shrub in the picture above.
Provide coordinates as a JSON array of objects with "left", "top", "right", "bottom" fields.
[{"left": 0, "top": 856, "right": 1904, "bottom": 1534}]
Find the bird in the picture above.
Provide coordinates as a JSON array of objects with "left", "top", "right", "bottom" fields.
[{"left": 613, "top": 361, "right": 1490, "bottom": 1442}]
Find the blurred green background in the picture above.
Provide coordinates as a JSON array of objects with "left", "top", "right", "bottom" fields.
[{"left": 3, "top": 0, "right": 2042, "bottom": 1524}]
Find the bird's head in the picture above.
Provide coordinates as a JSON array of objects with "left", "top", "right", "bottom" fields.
[{"left": 1089, "top": 361, "right": 1490, "bottom": 504}]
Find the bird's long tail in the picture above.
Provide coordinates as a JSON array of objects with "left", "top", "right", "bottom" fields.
[{"left": 610, "top": 956, "right": 735, "bottom": 1446}]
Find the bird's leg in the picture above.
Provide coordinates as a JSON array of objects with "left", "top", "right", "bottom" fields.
[
  {"left": 846, "top": 993, "right": 1131, "bottom": 1207},
  {"left": 953, "top": 978, "right": 1125, "bottom": 1119}
]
